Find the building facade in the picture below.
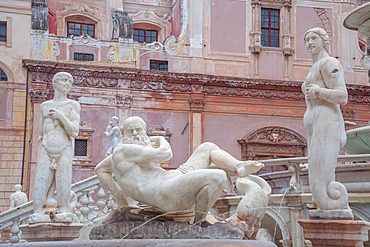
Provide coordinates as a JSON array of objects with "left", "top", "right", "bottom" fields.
[{"left": 1, "top": 1, "right": 370, "bottom": 244}]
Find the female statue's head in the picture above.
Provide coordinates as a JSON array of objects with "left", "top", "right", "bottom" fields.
[{"left": 304, "top": 27, "right": 331, "bottom": 55}]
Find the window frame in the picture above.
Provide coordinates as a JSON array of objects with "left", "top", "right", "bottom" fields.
[
  {"left": 150, "top": 60, "right": 168, "bottom": 72},
  {"left": 74, "top": 53, "right": 94, "bottom": 62},
  {"left": 261, "top": 8, "right": 280, "bottom": 48},
  {"left": 133, "top": 28, "right": 158, "bottom": 43},
  {"left": 0, "top": 68, "right": 7, "bottom": 81},
  {"left": 0, "top": 22, "right": 6, "bottom": 42},
  {"left": 67, "top": 21, "right": 95, "bottom": 38},
  {"left": 74, "top": 139, "right": 88, "bottom": 157}
]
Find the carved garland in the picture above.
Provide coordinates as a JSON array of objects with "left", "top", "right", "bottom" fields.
[{"left": 23, "top": 59, "right": 370, "bottom": 103}]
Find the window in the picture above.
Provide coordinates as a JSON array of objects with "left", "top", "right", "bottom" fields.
[
  {"left": 0, "top": 22, "right": 6, "bottom": 42},
  {"left": 133, "top": 29, "right": 157, "bottom": 43},
  {"left": 150, "top": 60, "right": 168, "bottom": 72},
  {"left": 74, "top": 53, "right": 94, "bottom": 61},
  {"left": 67, "top": 22, "right": 95, "bottom": 37},
  {"left": 261, "top": 8, "right": 279, "bottom": 47},
  {"left": 75, "top": 139, "right": 87, "bottom": 156},
  {"left": 0, "top": 68, "right": 7, "bottom": 81}
]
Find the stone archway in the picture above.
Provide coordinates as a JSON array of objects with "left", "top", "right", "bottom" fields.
[{"left": 238, "top": 126, "right": 307, "bottom": 174}]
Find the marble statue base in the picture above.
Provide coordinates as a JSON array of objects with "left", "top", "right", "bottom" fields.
[
  {"left": 90, "top": 220, "right": 246, "bottom": 240},
  {"left": 298, "top": 219, "right": 370, "bottom": 246},
  {"left": 0, "top": 239, "right": 277, "bottom": 247},
  {"left": 19, "top": 222, "right": 83, "bottom": 242},
  {"left": 308, "top": 209, "right": 353, "bottom": 220}
]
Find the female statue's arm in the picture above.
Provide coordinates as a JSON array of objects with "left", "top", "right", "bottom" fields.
[{"left": 306, "top": 58, "right": 348, "bottom": 105}]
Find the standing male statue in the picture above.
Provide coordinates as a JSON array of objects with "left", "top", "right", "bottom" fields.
[
  {"left": 95, "top": 116, "right": 264, "bottom": 224},
  {"left": 30, "top": 72, "right": 81, "bottom": 223},
  {"left": 302, "top": 27, "right": 352, "bottom": 219},
  {"left": 104, "top": 116, "right": 120, "bottom": 157}
]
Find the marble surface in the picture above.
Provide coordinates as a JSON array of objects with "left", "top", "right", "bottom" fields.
[
  {"left": 104, "top": 116, "right": 120, "bottom": 157},
  {"left": 298, "top": 219, "right": 370, "bottom": 246},
  {"left": 302, "top": 28, "right": 352, "bottom": 219},
  {"left": 30, "top": 72, "right": 81, "bottom": 224},
  {"left": 9, "top": 185, "right": 27, "bottom": 209},
  {"left": 95, "top": 116, "right": 265, "bottom": 224}
]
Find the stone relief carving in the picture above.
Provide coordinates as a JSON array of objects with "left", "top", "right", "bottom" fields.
[
  {"left": 57, "top": 4, "right": 100, "bottom": 18},
  {"left": 52, "top": 42, "right": 60, "bottom": 57},
  {"left": 123, "top": 0, "right": 172, "bottom": 6},
  {"left": 112, "top": 10, "right": 133, "bottom": 39},
  {"left": 313, "top": 8, "right": 333, "bottom": 38},
  {"left": 72, "top": 33, "right": 100, "bottom": 44},
  {"left": 24, "top": 59, "right": 370, "bottom": 103},
  {"left": 108, "top": 46, "right": 116, "bottom": 61},
  {"left": 163, "top": 0, "right": 188, "bottom": 56},
  {"left": 130, "top": 10, "right": 172, "bottom": 22},
  {"left": 30, "top": 89, "right": 49, "bottom": 102},
  {"left": 116, "top": 94, "right": 133, "bottom": 107},
  {"left": 189, "top": 99, "right": 205, "bottom": 111}
]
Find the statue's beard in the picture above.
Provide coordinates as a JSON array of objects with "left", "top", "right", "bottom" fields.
[{"left": 123, "top": 133, "right": 151, "bottom": 146}]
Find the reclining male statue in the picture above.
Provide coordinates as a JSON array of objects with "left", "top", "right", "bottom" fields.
[{"left": 95, "top": 116, "right": 265, "bottom": 224}]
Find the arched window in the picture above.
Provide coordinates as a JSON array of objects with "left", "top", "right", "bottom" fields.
[{"left": 0, "top": 68, "right": 7, "bottom": 81}]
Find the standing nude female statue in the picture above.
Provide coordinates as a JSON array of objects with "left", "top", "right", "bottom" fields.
[{"left": 302, "top": 27, "right": 353, "bottom": 219}]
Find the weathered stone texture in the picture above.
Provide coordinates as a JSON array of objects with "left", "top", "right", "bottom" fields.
[{"left": 90, "top": 220, "right": 245, "bottom": 240}]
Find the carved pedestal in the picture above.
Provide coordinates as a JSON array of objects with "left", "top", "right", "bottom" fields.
[
  {"left": 298, "top": 219, "right": 370, "bottom": 247},
  {"left": 20, "top": 223, "right": 83, "bottom": 242}
]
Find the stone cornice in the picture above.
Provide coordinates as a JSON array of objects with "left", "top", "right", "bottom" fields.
[{"left": 22, "top": 59, "right": 370, "bottom": 103}]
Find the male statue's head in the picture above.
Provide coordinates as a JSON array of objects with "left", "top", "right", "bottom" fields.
[
  {"left": 121, "top": 116, "right": 151, "bottom": 146},
  {"left": 52, "top": 72, "right": 73, "bottom": 95},
  {"left": 111, "top": 116, "right": 119, "bottom": 127},
  {"left": 304, "top": 27, "right": 330, "bottom": 56},
  {"left": 14, "top": 184, "right": 22, "bottom": 192}
]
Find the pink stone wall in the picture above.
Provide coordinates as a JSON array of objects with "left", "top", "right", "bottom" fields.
[
  {"left": 101, "top": 46, "right": 110, "bottom": 62},
  {"left": 210, "top": 0, "right": 246, "bottom": 54},
  {"left": 296, "top": 6, "right": 333, "bottom": 59},
  {"left": 140, "top": 50, "right": 173, "bottom": 71},
  {"left": 204, "top": 114, "right": 307, "bottom": 160},
  {"left": 170, "top": 0, "right": 181, "bottom": 37},
  {"left": 131, "top": 110, "right": 190, "bottom": 168},
  {"left": 79, "top": 106, "right": 115, "bottom": 165},
  {"left": 69, "top": 45, "right": 99, "bottom": 61},
  {"left": 56, "top": 42, "right": 67, "bottom": 60},
  {"left": 259, "top": 52, "right": 284, "bottom": 80}
]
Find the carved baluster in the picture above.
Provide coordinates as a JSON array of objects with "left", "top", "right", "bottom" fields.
[
  {"left": 107, "top": 191, "right": 116, "bottom": 212},
  {"left": 80, "top": 190, "right": 90, "bottom": 222},
  {"left": 10, "top": 217, "right": 20, "bottom": 243},
  {"left": 288, "top": 163, "right": 303, "bottom": 193},
  {"left": 75, "top": 197, "right": 82, "bottom": 222},
  {"left": 88, "top": 189, "right": 95, "bottom": 217},
  {"left": 97, "top": 184, "right": 107, "bottom": 216},
  {"left": 0, "top": 224, "right": 3, "bottom": 244}
]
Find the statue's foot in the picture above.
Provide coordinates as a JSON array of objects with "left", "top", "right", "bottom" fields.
[
  {"left": 54, "top": 212, "right": 78, "bottom": 223},
  {"left": 236, "top": 161, "right": 264, "bottom": 177},
  {"left": 29, "top": 212, "right": 50, "bottom": 224}
]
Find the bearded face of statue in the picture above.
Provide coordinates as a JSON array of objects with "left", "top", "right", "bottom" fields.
[{"left": 122, "top": 117, "right": 151, "bottom": 146}]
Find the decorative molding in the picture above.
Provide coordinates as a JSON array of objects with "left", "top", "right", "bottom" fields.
[
  {"left": 22, "top": 59, "right": 370, "bottom": 103},
  {"left": 52, "top": 42, "right": 60, "bottom": 57},
  {"left": 74, "top": 119, "right": 94, "bottom": 165},
  {"left": 108, "top": 46, "right": 116, "bottom": 61},
  {"left": 163, "top": 0, "right": 188, "bottom": 55},
  {"left": 29, "top": 88, "right": 49, "bottom": 102},
  {"left": 130, "top": 10, "right": 171, "bottom": 22},
  {"left": 71, "top": 33, "right": 100, "bottom": 44},
  {"left": 123, "top": 0, "right": 172, "bottom": 7},
  {"left": 116, "top": 94, "right": 133, "bottom": 107},
  {"left": 313, "top": 8, "right": 332, "bottom": 38},
  {"left": 341, "top": 107, "right": 355, "bottom": 121},
  {"left": 189, "top": 99, "right": 205, "bottom": 111},
  {"left": 147, "top": 125, "right": 172, "bottom": 167},
  {"left": 238, "top": 126, "right": 306, "bottom": 161}
]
